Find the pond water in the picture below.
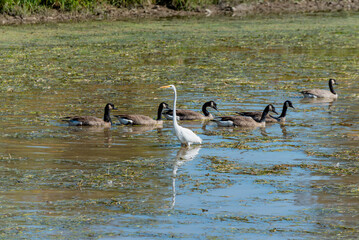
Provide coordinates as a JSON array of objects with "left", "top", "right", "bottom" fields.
[{"left": 0, "top": 13, "right": 358, "bottom": 239}]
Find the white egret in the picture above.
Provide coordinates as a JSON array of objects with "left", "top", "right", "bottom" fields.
[{"left": 160, "top": 85, "right": 202, "bottom": 146}]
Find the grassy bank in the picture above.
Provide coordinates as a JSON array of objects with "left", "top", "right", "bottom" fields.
[
  {"left": 1, "top": 0, "right": 358, "bottom": 24},
  {"left": 0, "top": 0, "right": 221, "bottom": 14}
]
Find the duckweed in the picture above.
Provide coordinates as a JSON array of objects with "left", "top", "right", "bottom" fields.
[{"left": 0, "top": 13, "right": 358, "bottom": 239}]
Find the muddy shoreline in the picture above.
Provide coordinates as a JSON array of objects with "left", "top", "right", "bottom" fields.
[{"left": 1, "top": 0, "right": 359, "bottom": 25}]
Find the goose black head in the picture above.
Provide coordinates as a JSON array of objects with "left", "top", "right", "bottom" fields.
[
  {"left": 268, "top": 104, "right": 278, "bottom": 115},
  {"left": 208, "top": 101, "right": 218, "bottom": 111},
  {"left": 105, "top": 103, "right": 117, "bottom": 110},
  {"left": 329, "top": 78, "right": 338, "bottom": 85},
  {"left": 285, "top": 100, "right": 295, "bottom": 109},
  {"left": 160, "top": 102, "right": 170, "bottom": 110}
]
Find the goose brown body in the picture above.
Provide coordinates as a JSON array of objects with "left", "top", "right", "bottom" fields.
[
  {"left": 63, "top": 103, "right": 116, "bottom": 127},
  {"left": 213, "top": 104, "right": 278, "bottom": 127},
  {"left": 300, "top": 79, "right": 338, "bottom": 99},
  {"left": 115, "top": 102, "right": 169, "bottom": 126},
  {"left": 237, "top": 100, "right": 294, "bottom": 123},
  {"left": 116, "top": 114, "right": 160, "bottom": 125},
  {"left": 163, "top": 101, "right": 218, "bottom": 120}
]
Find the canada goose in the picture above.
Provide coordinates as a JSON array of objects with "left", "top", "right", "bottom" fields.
[
  {"left": 212, "top": 104, "right": 278, "bottom": 127},
  {"left": 63, "top": 103, "right": 116, "bottom": 127},
  {"left": 300, "top": 79, "right": 338, "bottom": 99},
  {"left": 163, "top": 100, "right": 218, "bottom": 120},
  {"left": 115, "top": 102, "right": 169, "bottom": 126},
  {"left": 160, "top": 85, "right": 202, "bottom": 146},
  {"left": 237, "top": 100, "right": 295, "bottom": 123}
]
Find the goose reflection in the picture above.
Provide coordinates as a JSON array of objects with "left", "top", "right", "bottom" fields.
[
  {"left": 171, "top": 146, "right": 201, "bottom": 208},
  {"left": 120, "top": 125, "right": 162, "bottom": 135},
  {"left": 280, "top": 124, "right": 288, "bottom": 138},
  {"left": 201, "top": 119, "right": 218, "bottom": 131},
  {"left": 259, "top": 127, "right": 268, "bottom": 136},
  {"left": 67, "top": 126, "right": 113, "bottom": 148},
  {"left": 300, "top": 97, "right": 336, "bottom": 110},
  {"left": 103, "top": 128, "right": 112, "bottom": 148},
  {"left": 68, "top": 126, "right": 111, "bottom": 133}
]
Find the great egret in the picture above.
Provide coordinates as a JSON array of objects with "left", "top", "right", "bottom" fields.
[
  {"left": 62, "top": 103, "right": 116, "bottom": 127},
  {"left": 160, "top": 85, "right": 202, "bottom": 146},
  {"left": 115, "top": 102, "right": 169, "bottom": 126},
  {"left": 300, "top": 79, "right": 338, "bottom": 99}
]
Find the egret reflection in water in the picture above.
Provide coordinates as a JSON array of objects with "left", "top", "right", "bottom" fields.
[{"left": 171, "top": 146, "right": 201, "bottom": 208}]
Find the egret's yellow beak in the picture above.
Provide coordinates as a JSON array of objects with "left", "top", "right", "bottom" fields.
[{"left": 160, "top": 85, "right": 171, "bottom": 89}]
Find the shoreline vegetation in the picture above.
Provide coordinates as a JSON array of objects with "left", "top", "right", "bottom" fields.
[{"left": 0, "top": 0, "right": 359, "bottom": 25}]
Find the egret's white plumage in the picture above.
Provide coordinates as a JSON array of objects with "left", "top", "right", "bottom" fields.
[{"left": 160, "top": 85, "right": 202, "bottom": 146}]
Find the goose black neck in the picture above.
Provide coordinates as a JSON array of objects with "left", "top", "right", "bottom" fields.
[
  {"left": 279, "top": 103, "right": 288, "bottom": 118},
  {"left": 202, "top": 102, "right": 210, "bottom": 116},
  {"left": 103, "top": 107, "right": 112, "bottom": 124},
  {"left": 329, "top": 80, "right": 336, "bottom": 94},
  {"left": 156, "top": 104, "right": 164, "bottom": 120},
  {"left": 259, "top": 106, "right": 270, "bottom": 123}
]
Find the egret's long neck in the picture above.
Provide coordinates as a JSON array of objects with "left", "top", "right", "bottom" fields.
[
  {"left": 329, "top": 80, "right": 336, "bottom": 94},
  {"left": 279, "top": 103, "right": 288, "bottom": 118},
  {"left": 172, "top": 86, "right": 178, "bottom": 128}
]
